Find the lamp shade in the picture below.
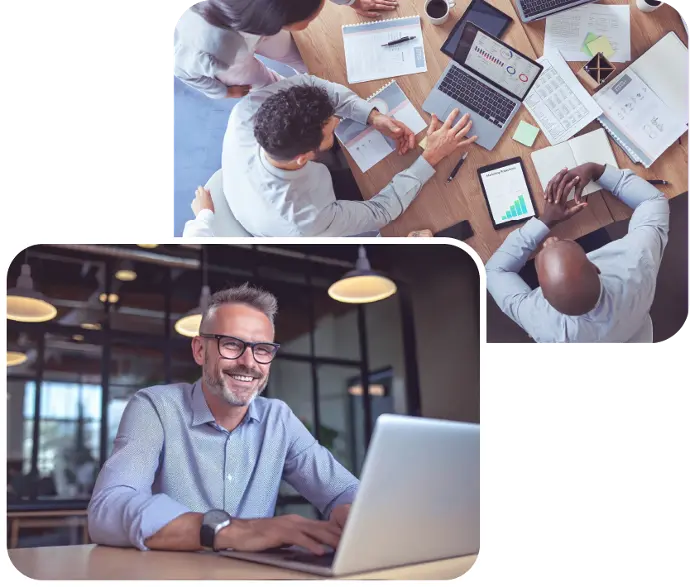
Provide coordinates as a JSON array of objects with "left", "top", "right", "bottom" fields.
[
  {"left": 328, "top": 247, "right": 397, "bottom": 304},
  {"left": 115, "top": 260, "right": 137, "bottom": 282},
  {"left": 175, "top": 285, "right": 211, "bottom": 337},
  {"left": 7, "top": 264, "right": 58, "bottom": 322},
  {"left": 6, "top": 351, "right": 28, "bottom": 367}
]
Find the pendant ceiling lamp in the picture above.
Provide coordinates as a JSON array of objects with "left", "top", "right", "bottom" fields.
[
  {"left": 328, "top": 246, "right": 397, "bottom": 304},
  {"left": 115, "top": 260, "right": 137, "bottom": 282},
  {"left": 7, "top": 254, "right": 58, "bottom": 323},
  {"left": 175, "top": 246, "right": 210, "bottom": 337},
  {"left": 6, "top": 351, "right": 28, "bottom": 367}
]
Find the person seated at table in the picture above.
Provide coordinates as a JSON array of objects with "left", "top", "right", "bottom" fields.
[
  {"left": 175, "top": 0, "right": 399, "bottom": 99},
  {"left": 486, "top": 164, "right": 669, "bottom": 343},
  {"left": 88, "top": 284, "right": 357, "bottom": 553},
  {"left": 221, "top": 74, "right": 477, "bottom": 236}
]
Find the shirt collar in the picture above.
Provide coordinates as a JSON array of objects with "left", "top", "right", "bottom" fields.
[{"left": 190, "top": 380, "right": 264, "bottom": 427}]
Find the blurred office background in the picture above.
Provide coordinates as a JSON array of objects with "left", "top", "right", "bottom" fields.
[{"left": 6, "top": 243, "right": 479, "bottom": 548}]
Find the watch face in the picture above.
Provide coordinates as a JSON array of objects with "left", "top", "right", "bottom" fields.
[{"left": 206, "top": 509, "right": 231, "bottom": 526}]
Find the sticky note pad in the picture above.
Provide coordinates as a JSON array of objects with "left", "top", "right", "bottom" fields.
[
  {"left": 587, "top": 35, "right": 615, "bottom": 59},
  {"left": 582, "top": 32, "right": 599, "bottom": 57},
  {"left": 513, "top": 121, "right": 540, "bottom": 147},
  {"left": 419, "top": 136, "right": 428, "bottom": 150}
]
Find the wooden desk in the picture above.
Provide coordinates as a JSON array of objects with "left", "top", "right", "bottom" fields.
[
  {"left": 8, "top": 545, "right": 478, "bottom": 580},
  {"left": 294, "top": 0, "right": 687, "bottom": 260},
  {"left": 521, "top": 0, "right": 689, "bottom": 222},
  {"left": 7, "top": 509, "right": 89, "bottom": 549}
]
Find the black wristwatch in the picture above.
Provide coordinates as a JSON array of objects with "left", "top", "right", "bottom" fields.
[{"left": 200, "top": 509, "right": 232, "bottom": 551}]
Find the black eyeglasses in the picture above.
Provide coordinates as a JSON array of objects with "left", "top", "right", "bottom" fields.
[{"left": 198, "top": 333, "right": 281, "bottom": 364}]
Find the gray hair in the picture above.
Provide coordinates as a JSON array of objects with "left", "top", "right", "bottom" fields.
[{"left": 200, "top": 283, "right": 278, "bottom": 330}]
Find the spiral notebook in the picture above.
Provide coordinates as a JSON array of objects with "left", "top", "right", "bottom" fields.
[
  {"left": 335, "top": 81, "right": 427, "bottom": 172},
  {"left": 342, "top": 16, "right": 427, "bottom": 84},
  {"left": 593, "top": 32, "right": 688, "bottom": 168}
]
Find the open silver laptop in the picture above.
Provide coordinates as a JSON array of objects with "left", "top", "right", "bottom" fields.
[
  {"left": 422, "top": 22, "right": 543, "bottom": 150},
  {"left": 515, "top": 0, "right": 595, "bottom": 23},
  {"left": 220, "top": 414, "right": 479, "bottom": 576}
]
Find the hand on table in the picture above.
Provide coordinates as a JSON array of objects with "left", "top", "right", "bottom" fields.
[
  {"left": 540, "top": 168, "right": 588, "bottom": 228},
  {"left": 351, "top": 0, "right": 398, "bottom": 18},
  {"left": 422, "top": 108, "right": 477, "bottom": 167},
  {"left": 218, "top": 514, "right": 341, "bottom": 555},
  {"left": 368, "top": 110, "right": 416, "bottom": 155},
  {"left": 329, "top": 504, "right": 352, "bottom": 531},
  {"left": 226, "top": 85, "right": 251, "bottom": 98},
  {"left": 545, "top": 162, "right": 605, "bottom": 204},
  {"left": 192, "top": 186, "right": 215, "bottom": 217},
  {"left": 408, "top": 229, "right": 434, "bottom": 237}
]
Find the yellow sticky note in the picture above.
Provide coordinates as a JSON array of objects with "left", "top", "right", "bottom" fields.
[
  {"left": 586, "top": 35, "right": 615, "bottom": 59},
  {"left": 419, "top": 136, "right": 428, "bottom": 150}
]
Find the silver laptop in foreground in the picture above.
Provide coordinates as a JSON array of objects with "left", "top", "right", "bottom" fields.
[
  {"left": 515, "top": 0, "right": 595, "bottom": 23},
  {"left": 220, "top": 414, "right": 479, "bottom": 576},
  {"left": 423, "top": 22, "right": 543, "bottom": 150}
]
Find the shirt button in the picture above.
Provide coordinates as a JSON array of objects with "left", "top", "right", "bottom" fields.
[{"left": 227, "top": 474, "right": 233, "bottom": 481}]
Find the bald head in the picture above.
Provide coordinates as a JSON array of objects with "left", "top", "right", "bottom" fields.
[{"left": 535, "top": 239, "right": 601, "bottom": 316}]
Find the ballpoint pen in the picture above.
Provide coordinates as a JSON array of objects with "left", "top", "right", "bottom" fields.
[
  {"left": 382, "top": 36, "right": 416, "bottom": 47},
  {"left": 648, "top": 179, "right": 670, "bottom": 185},
  {"left": 446, "top": 152, "right": 468, "bottom": 183}
]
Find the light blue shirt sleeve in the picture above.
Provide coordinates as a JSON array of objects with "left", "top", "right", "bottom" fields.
[
  {"left": 87, "top": 394, "right": 191, "bottom": 550},
  {"left": 485, "top": 217, "right": 551, "bottom": 336},
  {"left": 282, "top": 409, "right": 359, "bottom": 518},
  {"left": 330, "top": 0, "right": 357, "bottom": 5},
  {"left": 596, "top": 165, "right": 670, "bottom": 265}
]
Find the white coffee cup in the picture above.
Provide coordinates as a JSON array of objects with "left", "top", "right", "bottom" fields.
[
  {"left": 636, "top": 0, "right": 663, "bottom": 13},
  {"left": 424, "top": 0, "right": 455, "bottom": 26}
]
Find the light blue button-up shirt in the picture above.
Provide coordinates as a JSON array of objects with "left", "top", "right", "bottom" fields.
[
  {"left": 87, "top": 382, "right": 359, "bottom": 550},
  {"left": 486, "top": 166, "right": 670, "bottom": 342}
]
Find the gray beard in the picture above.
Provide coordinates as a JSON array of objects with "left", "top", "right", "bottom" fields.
[{"left": 204, "top": 354, "right": 268, "bottom": 407}]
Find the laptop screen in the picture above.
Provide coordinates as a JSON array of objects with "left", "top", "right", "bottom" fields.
[{"left": 454, "top": 23, "right": 542, "bottom": 101}]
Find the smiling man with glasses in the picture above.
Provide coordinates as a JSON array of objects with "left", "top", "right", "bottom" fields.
[{"left": 88, "top": 283, "right": 358, "bottom": 555}]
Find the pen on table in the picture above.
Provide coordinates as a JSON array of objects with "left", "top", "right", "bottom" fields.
[
  {"left": 382, "top": 36, "right": 416, "bottom": 47},
  {"left": 446, "top": 152, "right": 468, "bottom": 184},
  {"left": 648, "top": 179, "right": 670, "bottom": 186}
]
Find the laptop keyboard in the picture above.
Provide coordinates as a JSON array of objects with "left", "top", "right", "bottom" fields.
[
  {"left": 438, "top": 66, "right": 515, "bottom": 128},
  {"left": 285, "top": 551, "right": 336, "bottom": 567},
  {"left": 520, "top": 0, "right": 583, "bottom": 18}
]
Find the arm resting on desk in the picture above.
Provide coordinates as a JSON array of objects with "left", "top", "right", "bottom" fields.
[
  {"left": 281, "top": 407, "right": 359, "bottom": 517},
  {"left": 596, "top": 165, "right": 670, "bottom": 264},
  {"left": 311, "top": 156, "right": 435, "bottom": 236},
  {"left": 485, "top": 218, "right": 553, "bottom": 338},
  {"left": 87, "top": 394, "right": 191, "bottom": 551}
]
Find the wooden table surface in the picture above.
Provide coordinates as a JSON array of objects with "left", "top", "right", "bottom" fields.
[
  {"left": 294, "top": 0, "right": 688, "bottom": 261},
  {"left": 8, "top": 545, "right": 478, "bottom": 580}
]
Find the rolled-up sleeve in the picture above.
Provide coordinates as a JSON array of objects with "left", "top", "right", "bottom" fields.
[
  {"left": 87, "top": 394, "right": 191, "bottom": 550},
  {"left": 282, "top": 410, "right": 359, "bottom": 518}
]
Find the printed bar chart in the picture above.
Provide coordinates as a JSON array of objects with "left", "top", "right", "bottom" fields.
[{"left": 501, "top": 195, "right": 528, "bottom": 220}]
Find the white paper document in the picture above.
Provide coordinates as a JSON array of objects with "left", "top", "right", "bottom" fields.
[
  {"left": 524, "top": 50, "right": 603, "bottom": 145},
  {"left": 594, "top": 69, "right": 687, "bottom": 162},
  {"left": 531, "top": 128, "right": 618, "bottom": 201},
  {"left": 342, "top": 16, "right": 427, "bottom": 84},
  {"left": 335, "top": 81, "right": 427, "bottom": 172},
  {"left": 544, "top": 4, "right": 631, "bottom": 62}
]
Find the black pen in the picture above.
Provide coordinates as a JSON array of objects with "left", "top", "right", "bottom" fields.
[
  {"left": 382, "top": 36, "right": 416, "bottom": 47},
  {"left": 648, "top": 179, "right": 670, "bottom": 185},
  {"left": 446, "top": 152, "right": 468, "bottom": 183}
]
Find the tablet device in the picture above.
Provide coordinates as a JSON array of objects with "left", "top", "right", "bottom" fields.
[
  {"left": 477, "top": 158, "right": 537, "bottom": 229},
  {"left": 441, "top": 0, "right": 513, "bottom": 59}
]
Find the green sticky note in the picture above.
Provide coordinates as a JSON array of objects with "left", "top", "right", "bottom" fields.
[
  {"left": 587, "top": 35, "right": 615, "bottom": 59},
  {"left": 513, "top": 120, "right": 540, "bottom": 147},
  {"left": 582, "top": 32, "right": 599, "bottom": 57}
]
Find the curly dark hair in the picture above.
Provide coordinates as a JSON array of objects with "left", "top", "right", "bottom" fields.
[{"left": 254, "top": 85, "right": 336, "bottom": 161}]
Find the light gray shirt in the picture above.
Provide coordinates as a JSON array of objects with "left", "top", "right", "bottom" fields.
[
  {"left": 88, "top": 382, "right": 358, "bottom": 550},
  {"left": 174, "top": 1, "right": 354, "bottom": 99},
  {"left": 486, "top": 166, "right": 670, "bottom": 343},
  {"left": 221, "top": 74, "right": 436, "bottom": 237}
]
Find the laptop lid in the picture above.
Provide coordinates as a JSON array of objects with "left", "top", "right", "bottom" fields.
[
  {"left": 453, "top": 22, "right": 543, "bottom": 102},
  {"left": 332, "top": 415, "right": 480, "bottom": 576}
]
